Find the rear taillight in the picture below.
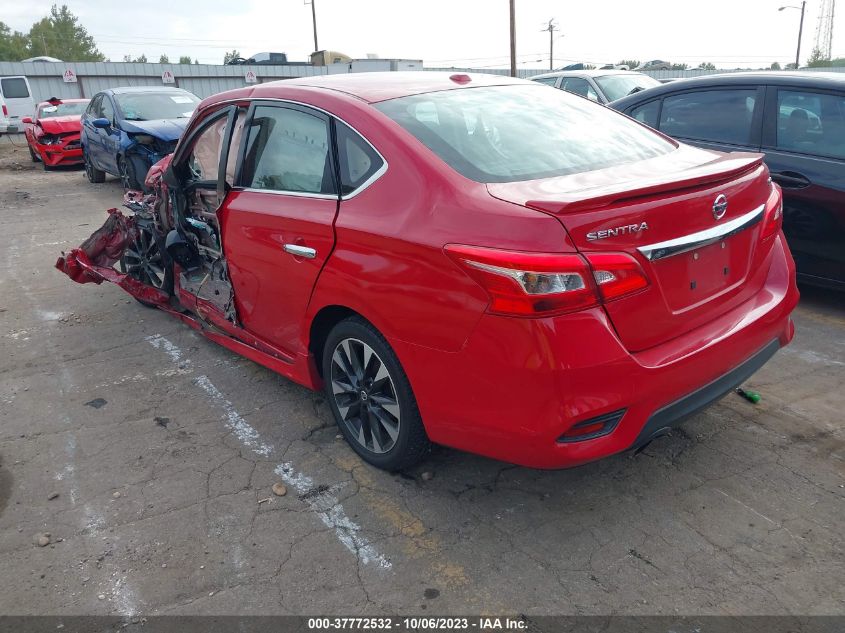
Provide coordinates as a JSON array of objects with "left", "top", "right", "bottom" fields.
[
  {"left": 444, "top": 245, "right": 597, "bottom": 317},
  {"left": 761, "top": 182, "right": 783, "bottom": 241},
  {"left": 1, "top": 104, "right": 7, "bottom": 117},
  {"left": 445, "top": 245, "right": 650, "bottom": 317},
  {"left": 584, "top": 253, "right": 649, "bottom": 302}
]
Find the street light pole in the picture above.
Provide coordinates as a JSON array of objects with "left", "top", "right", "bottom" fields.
[
  {"left": 509, "top": 0, "right": 517, "bottom": 77},
  {"left": 779, "top": 2, "right": 806, "bottom": 68},
  {"left": 795, "top": 0, "right": 805, "bottom": 69}
]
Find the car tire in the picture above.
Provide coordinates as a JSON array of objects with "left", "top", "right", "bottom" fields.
[
  {"left": 84, "top": 150, "right": 106, "bottom": 183},
  {"left": 28, "top": 144, "right": 39, "bottom": 162},
  {"left": 118, "top": 222, "right": 173, "bottom": 308},
  {"left": 118, "top": 155, "right": 142, "bottom": 191},
  {"left": 322, "top": 317, "right": 431, "bottom": 471}
]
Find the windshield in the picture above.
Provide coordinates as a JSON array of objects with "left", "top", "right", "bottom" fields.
[
  {"left": 38, "top": 101, "right": 89, "bottom": 118},
  {"left": 115, "top": 91, "right": 200, "bottom": 121},
  {"left": 594, "top": 74, "right": 661, "bottom": 102},
  {"left": 376, "top": 85, "right": 674, "bottom": 183}
]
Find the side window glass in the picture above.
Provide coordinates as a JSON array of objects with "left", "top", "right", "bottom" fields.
[
  {"left": 335, "top": 121, "right": 384, "bottom": 195},
  {"left": 100, "top": 97, "right": 115, "bottom": 123},
  {"left": 562, "top": 78, "right": 599, "bottom": 102},
  {"left": 629, "top": 101, "right": 660, "bottom": 129},
  {"left": 532, "top": 77, "right": 558, "bottom": 86},
  {"left": 776, "top": 89, "right": 845, "bottom": 160},
  {"left": 87, "top": 95, "right": 101, "bottom": 117},
  {"left": 241, "top": 106, "right": 334, "bottom": 195},
  {"left": 659, "top": 89, "right": 757, "bottom": 145}
]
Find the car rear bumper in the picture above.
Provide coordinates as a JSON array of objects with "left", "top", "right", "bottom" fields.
[
  {"left": 394, "top": 233, "right": 799, "bottom": 469},
  {"left": 629, "top": 338, "right": 780, "bottom": 450}
]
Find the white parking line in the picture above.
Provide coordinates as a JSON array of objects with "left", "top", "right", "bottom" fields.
[
  {"left": 146, "top": 334, "right": 391, "bottom": 569},
  {"left": 275, "top": 464, "right": 391, "bottom": 568}
]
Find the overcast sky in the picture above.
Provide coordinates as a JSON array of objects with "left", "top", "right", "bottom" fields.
[{"left": 5, "top": 0, "right": 844, "bottom": 68}]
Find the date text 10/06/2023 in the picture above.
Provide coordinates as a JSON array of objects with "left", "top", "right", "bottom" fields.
[{"left": 307, "top": 617, "right": 528, "bottom": 630}]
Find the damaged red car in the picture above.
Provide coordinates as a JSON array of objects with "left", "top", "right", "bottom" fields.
[
  {"left": 23, "top": 97, "right": 89, "bottom": 168},
  {"left": 57, "top": 73, "right": 799, "bottom": 471}
]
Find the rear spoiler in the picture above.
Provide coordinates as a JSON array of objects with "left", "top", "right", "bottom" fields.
[{"left": 524, "top": 153, "right": 765, "bottom": 215}]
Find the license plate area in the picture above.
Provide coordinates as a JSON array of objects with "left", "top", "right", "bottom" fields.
[{"left": 655, "top": 232, "right": 752, "bottom": 311}]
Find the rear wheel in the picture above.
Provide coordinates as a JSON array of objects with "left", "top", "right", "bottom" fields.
[
  {"left": 84, "top": 150, "right": 105, "bottom": 183},
  {"left": 323, "top": 317, "right": 430, "bottom": 471},
  {"left": 119, "top": 224, "right": 173, "bottom": 307}
]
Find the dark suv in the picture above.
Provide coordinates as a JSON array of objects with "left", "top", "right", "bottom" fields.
[{"left": 611, "top": 72, "right": 845, "bottom": 289}]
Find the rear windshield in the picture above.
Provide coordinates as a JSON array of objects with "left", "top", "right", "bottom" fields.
[
  {"left": 594, "top": 73, "right": 661, "bottom": 102},
  {"left": 376, "top": 85, "right": 674, "bottom": 183},
  {"left": 115, "top": 91, "right": 200, "bottom": 122}
]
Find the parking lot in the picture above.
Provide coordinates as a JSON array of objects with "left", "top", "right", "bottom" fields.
[{"left": 0, "top": 135, "right": 842, "bottom": 616}]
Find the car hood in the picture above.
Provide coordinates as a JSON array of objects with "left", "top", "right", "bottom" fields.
[
  {"left": 120, "top": 118, "right": 189, "bottom": 141},
  {"left": 37, "top": 116, "right": 82, "bottom": 134}
]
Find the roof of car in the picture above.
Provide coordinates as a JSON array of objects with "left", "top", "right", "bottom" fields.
[
  {"left": 610, "top": 71, "right": 845, "bottom": 107},
  {"left": 531, "top": 69, "right": 642, "bottom": 79},
  {"left": 203, "top": 72, "right": 529, "bottom": 106}
]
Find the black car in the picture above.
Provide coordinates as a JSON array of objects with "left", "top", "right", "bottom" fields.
[{"left": 611, "top": 72, "right": 845, "bottom": 289}]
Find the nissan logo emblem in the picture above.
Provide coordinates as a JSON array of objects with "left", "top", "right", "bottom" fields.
[{"left": 713, "top": 194, "right": 728, "bottom": 220}]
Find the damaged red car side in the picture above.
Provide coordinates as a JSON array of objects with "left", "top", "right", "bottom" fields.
[
  {"left": 56, "top": 73, "right": 798, "bottom": 472},
  {"left": 24, "top": 97, "right": 89, "bottom": 168}
]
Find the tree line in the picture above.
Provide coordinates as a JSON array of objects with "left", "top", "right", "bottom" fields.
[{"left": 0, "top": 4, "right": 201, "bottom": 63}]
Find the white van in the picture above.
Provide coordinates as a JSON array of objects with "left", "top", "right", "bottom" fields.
[{"left": 0, "top": 76, "right": 35, "bottom": 134}]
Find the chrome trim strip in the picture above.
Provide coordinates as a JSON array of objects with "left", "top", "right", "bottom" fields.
[
  {"left": 198, "top": 96, "right": 389, "bottom": 201},
  {"left": 637, "top": 205, "right": 765, "bottom": 261},
  {"left": 283, "top": 244, "right": 317, "bottom": 259},
  {"left": 241, "top": 187, "right": 337, "bottom": 200}
]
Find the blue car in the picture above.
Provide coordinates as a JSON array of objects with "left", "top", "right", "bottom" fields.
[{"left": 81, "top": 86, "right": 200, "bottom": 189}]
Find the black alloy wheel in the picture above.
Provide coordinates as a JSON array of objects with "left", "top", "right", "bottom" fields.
[
  {"left": 119, "top": 224, "right": 172, "bottom": 306},
  {"left": 323, "top": 317, "right": 430, "bottom": 471}
]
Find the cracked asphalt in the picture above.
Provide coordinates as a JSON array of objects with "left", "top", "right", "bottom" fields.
[{"left": 0, "top": 137, "right": 843, "bottom": 616}]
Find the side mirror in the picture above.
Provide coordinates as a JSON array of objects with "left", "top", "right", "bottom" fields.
[
  {"left": 91, "top": 117, "right": 111, "bottom": 129},
  {"left": 22, "top": 116, "right": 33, "bottom": 124}
]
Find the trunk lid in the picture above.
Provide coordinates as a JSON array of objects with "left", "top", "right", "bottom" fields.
[{"left": 487, "top": 146, "right": 775, "bottom": 352}]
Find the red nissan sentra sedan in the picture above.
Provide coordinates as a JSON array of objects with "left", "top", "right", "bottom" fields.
[
  {"left": 56, "top": 73, "right": 798, "bottom": 470},
  {"left": 23, "top": 97, "right": 89, "bottom": 168}
]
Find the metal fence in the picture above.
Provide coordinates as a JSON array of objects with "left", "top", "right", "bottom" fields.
[
  {"left": 4, "top": 60, "right": 844, "bottom": 106},
  {"left": 426, "top": 66, "right": 845, "bottom": 79},
  {"left": 0, "top": 61, "right": 331, "bottom": 103}
]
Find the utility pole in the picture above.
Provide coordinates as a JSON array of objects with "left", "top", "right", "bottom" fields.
[
  {"left": 778, "top": 2, "right": 808, "bottom": 68},
  {"left": 509, "top": 0, "right": 517, "bottom": 77},
  {"left": 306, "top": 0, "right": 319, "bottom": 53},
  {"left": 796, "top": 0, "right": 805, "bottom": 69},
  {"left": 542, "top": 19, "right": 558, "bottom": 70}
]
